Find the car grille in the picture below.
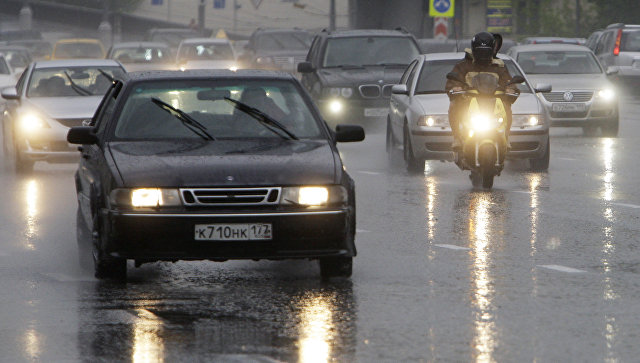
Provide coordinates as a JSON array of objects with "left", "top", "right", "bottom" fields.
[
  {"left": 180, "top": 187, "right": 281, "bottom": 206},
  {"left": 542, "top": 91, "right": 593, "bottom": 102},
  {"left": 55, "top": 118, "right": 89, "bottom": 128},
  {"left": 358, "top": 84, "right": 396, "bottom": 99},
  {"left": 273, "top": 55, "right": 305, "bottom": 65}
]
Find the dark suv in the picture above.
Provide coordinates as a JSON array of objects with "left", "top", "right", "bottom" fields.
[
  {"left": 593, "top": 23, "right": 640, "bottom": 91},
  {"left": 298, "top": 29, "right": 420, "bottom": 128},
  {"left": 239, "top": 28, "right": 314, "bottom": 73}
]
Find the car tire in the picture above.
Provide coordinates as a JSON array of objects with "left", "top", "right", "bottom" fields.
[
  {"left": 93, "top": 221, "right": 127, "bottom": 281},
  {"left": 601, "top": 117, "right": 619, "bottom": 137},
  {"left": 76, "top": 207, "right": 93, "bottom": 271},
  {"left": 529, "top": 138, "right": 550, "bottom": 172},
  {"left": 319, "top": 256, "right": 352, "bottom": 278},
  {"left": 403, "top": 125, "right": 424, "bottom": 174}
]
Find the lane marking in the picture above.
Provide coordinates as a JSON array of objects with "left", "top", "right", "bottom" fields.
[
  {"left": 537, "top": 265, "right": 586, "bottom": 273},
  {"left": 356, "top": 229, "right": 371, "bottom": 233},
  {"left": 557, "top": 157, "right": 578, "bottom": 161},
  {"left": 434, "top": 244, "right": 471, "bottom": 251},
  {"left": 612, "top": 202, "right": 640, "bottom": 209},
  {"left": 357, "top": 171, "right": 382, "bottom": 175},
  {"left": 43, "top": 273, "right": 96, "bottom": 282}
]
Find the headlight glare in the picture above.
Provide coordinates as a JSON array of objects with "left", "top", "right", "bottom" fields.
[
  {"left": 598, "top": 88, "right": 615, "bottom": 101},
  {"left": 281, "top": 186, "right": 347, "bottom": 207},
  {"left": 512, "top": 114, "right": 543, "bottom": 128},
  {"left": 417, "top": 115, "right": 449, "bottom": 127},
  {"left": 329, "top": 99, "right": 343, "bottom": 113},
  {"left": 298, "top": 187, "right": 329, "bottom": 206},
  {"left": 470, "top": 114, "right": 492, "bottom": 131},
  {"left": 256, "top": 56, "right": 273, "bottom": 65},
  {"left": 110, "top": 188, "right": 181, "bottom": 208},
  {"left": 20, "top": 114, "right": 49, "bottom": 131}
]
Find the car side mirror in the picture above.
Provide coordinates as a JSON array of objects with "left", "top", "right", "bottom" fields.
[
  {"left": 67, "top": 126, "right": 98, "bottom": 145},
  {"left": 297, "top": 61, "right": 314, "bottom": 73},
  {"left": 606, "top": 66, "right": 619, "bottom": 75},
  {"left": 335, "top": 124, "right": 365, "bottom": 142},
  {"left": 391, "top": 84, "right": 408, "bottom": 95},
  {"left": 507, "top": 75, "right": 526, "bottom": 85},
  {"left": 1, "top": 87, "right": 19, "bottom": 100},
  {"left": 534, "top": 83, "right": 552, "bottom": 93}
]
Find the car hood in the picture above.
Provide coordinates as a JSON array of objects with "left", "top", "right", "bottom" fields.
[
  {"left": 413, "top": 92, "right": 542, "bottom": 114},
  {"left": 525, "top": 73, "right": 611, "bottom": 91},
  {"left": 318, "top": 66, "right": 406, "bottom": 86},
  {"left": 24, "top": 96, "right": 103, "bottom": 119},
  {"left": 108, "top": 139, "right": 338, "bottom": 187}
]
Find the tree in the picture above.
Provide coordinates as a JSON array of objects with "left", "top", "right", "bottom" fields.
[{"left": 590, "top": 0, "right": 640, "bottom": 28}]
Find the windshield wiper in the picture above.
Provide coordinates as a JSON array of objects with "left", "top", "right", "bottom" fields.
[
  {"left": 224, "top": 97, "right": 298, "bottom": 140},
  {"left": 63, "top": 71, "right": 93, "bottom": 96},
  {"left": 150, "top": 98, "right": 215, "bottom": 141},
  {"left": 363, "top": 63, "right": 408, "bottom": 67},
  {"left": 325, "top": 64, "right": 365, "bottom": 69}
]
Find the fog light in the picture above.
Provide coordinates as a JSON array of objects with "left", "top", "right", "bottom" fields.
[{"left": 329, "top": 100, "right": 343, "bottom": 114}]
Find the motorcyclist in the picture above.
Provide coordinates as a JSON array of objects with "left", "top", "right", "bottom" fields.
[{"left": 445, "top": 32, "right": 519, "bottom": 150}]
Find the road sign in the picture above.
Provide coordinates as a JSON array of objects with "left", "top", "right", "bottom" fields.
[
  {"left": 487, "top": 0, "right": 512, "bottom": 33},
  {"left": 434, "top": 17, "right": 448, "bottom": 40},
  {"left": 429, "top": 0, "right": 454, "bottom": 18},
  {"left": 151, "top": 0, "right": 163, "bottom": 5},
  {"left": 250, "top": 0, "right": 263, "bottom": 9},
  {"left": 214, "top": 0, "right": 225, "bottom": 9}
]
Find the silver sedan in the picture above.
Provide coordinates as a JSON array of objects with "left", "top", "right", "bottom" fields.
[
  {"left": 1, "top": 59, "right": 126, "bottom": 172},
  {"left": 507, "top": 44, "right": 619, "bottom": 136},
  {"left": 387, "top": 53, "right": 550, "bottom": 173}
]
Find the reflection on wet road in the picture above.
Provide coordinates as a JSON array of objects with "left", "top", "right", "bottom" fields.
[{"left": 2, "top": 99, "right": 640, "bottom": 361}]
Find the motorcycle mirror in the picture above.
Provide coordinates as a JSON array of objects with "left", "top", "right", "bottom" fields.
[
  {"left": 446, "top": 72, "right": 464, "bottom": 84},
  {"left": 508, "top": 75, "right": 525, "bottom": 85}
]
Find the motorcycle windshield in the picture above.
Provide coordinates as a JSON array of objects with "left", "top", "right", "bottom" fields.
[{"left": 470, "top": 73, "right": 499, "bottom": 95}]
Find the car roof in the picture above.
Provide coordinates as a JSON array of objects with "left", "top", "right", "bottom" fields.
[
  {"left": 33, "top": 59, "right": 121, "bottom": 68},
  {"left": 253, "top": 28, "right": 310, "bottom": 34},
  {"left": 420, "top": 52, "right": 514, "bottom": 61},
  {"left": 321, "top": 29, "right": 413, "bottom": 38},
  {"left": 111, "top": 42, "right": 169, "bottom": 49},
  {"left": 125, "top": 69, "right": 295, "bottom": 82},
  {"left": 55, "top": 38, "right": 103, "bottom": 44},
  {"left": 508, "top": 44, "right": 592, "bottom": 52},
  {"left": 178, "top": 38, "right": 231, "bottom": 45}
]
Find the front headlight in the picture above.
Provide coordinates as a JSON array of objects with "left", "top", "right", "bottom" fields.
[
  {"left": 281, "top": 186, "right": 347, "bottom": 207},
  {"left": 228, "top": 65, "right": 238, "bottom": 72},
  {"left": 598, "top": 88, "right": 615, "bottom": 102},
  {"left": 256, "top": 56, "right": 274, "bottom": 65},
  {"left": 512, "top": 114, "right": 543, "bottom": 128},
  {"left": 110, "top": 188, "right": 182, "bottom": 208},
  {"left": 417, "top": 115, "right": 449, "bottom": 127},
  {"left": 324, "top": 87, "right": 353, "bottom": 99},
  {"left": 20, "top": 114, "right": 50, "bottom": 132},
  {"left": 470, "top": 114, "right": 492, "bottom": 131},
  {"left": 328, "top": 99, "right": 343, "bottom": 114}
]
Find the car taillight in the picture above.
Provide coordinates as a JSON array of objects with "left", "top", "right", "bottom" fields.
[{"left": 613, "top": 29, "right": 623, "bottom": 56}]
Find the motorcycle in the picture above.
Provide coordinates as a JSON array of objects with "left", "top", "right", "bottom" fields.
[{"left": 446, "top": 72, "right": 524, "bottom": 189}]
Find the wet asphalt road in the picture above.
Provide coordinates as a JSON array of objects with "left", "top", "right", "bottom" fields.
[{"left": 1, "top": 98, "right": 640, "bottom": 362}]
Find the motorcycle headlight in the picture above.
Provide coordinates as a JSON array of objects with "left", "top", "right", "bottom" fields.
[
  {"left": 110, "top": 188, "right": 182, "bottom": 208},
  {"left": 20, "top": 113, "right": 50, "bottom": 132},
  {"left": 598, "top": 88, "right": 615, "bottom": 102},
  {"left": 470, "top": 114, "right": 492, "bottom": 131},
  {"left": 281, "top": 186, "right": 347, "bottom": 207},
  {"left": 512, "top": 114, "right": 543, "bottom": 128},
  {"left": 417, "top": 115, "right": 449, "bottom": 127}
]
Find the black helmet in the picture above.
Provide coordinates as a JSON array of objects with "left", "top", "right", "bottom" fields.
[{"left": 471, "top": 32, "right": 495, "bottom": 65}]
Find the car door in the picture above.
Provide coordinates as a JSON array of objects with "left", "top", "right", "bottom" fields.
[
  {"left": 76, "top": 83, "right": 119, "bottom": 231},
  {"left": 391, "top": 59, "right": 419, "bottom": 138}
]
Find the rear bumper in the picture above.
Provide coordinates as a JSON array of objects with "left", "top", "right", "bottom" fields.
[
  {"left": 410, "top": 128, "right": 549, "bottom": 161},
  {"left": 103, "top": 209, "right": 355, "bottom": 261}
]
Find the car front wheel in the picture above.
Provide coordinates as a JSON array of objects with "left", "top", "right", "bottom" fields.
[{"left": 92, "top": 220, "right": 127, "bottom": 280}]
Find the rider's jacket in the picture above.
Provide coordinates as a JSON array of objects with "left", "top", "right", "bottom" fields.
[{"left": 445, "top": 49, "right": 518, "bottom": 97}]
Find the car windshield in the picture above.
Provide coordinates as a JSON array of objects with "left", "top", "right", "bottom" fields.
[
  {"left": 114, "top": 80, "right": 322, "bottom": 140},
  {"left": 516, "top": 51, "right": 602, "bottom": 74},
  {"left": 178, "top": 43, "right": 234, "bottom": 61},
  {"left": 112, "top": 47, "right": 172, "bottom": 63},
  {"left": 621, "top": 30, "right": 640, "bottom": 52},
  {"left": 414, "top": 59, "right": 532, "bottom": 94},
  {"left": 255, "top": 32, "right": 313, "bottom": 51},
  {"left": 0, "top": 58, "right": 9, "bottom": 75},
  {"left": 150, "top": 32, "right": 199, "bottom": 48},
  {"left": 55, "top": 42, "right": 103, "bottom": 59},
  {"left": 322, "top": 36, "right": 420, "bottom": 68},
  {"left": 27, "top": 66, "right": 125, "bottom": 97}
]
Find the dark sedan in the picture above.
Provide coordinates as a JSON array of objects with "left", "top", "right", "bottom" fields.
[{"left": 67, "top": 69, "right": 365, "bottom": 280}]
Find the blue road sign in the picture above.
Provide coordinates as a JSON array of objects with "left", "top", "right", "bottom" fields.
[
  {"left": 151, "top": 0, "right": 163, "bottom": 5},
  {"left": 434, "top": 0, "right": 451, "bottom": 13},
  {"left": 214, "top": 0, "right": 226, "bottom": 9}
]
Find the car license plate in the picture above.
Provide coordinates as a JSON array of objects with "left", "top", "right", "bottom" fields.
[
  {"left": 364, "top": 108, "right": 388, "bottom": 117},
  {"left": 194, "top": 223, "right": 272, "bottom": 241},
  {"left": 552, "top": 103, "right": 586, "bottom": 112}
]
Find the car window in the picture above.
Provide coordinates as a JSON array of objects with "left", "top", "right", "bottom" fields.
[
  {"left": 414, "top": 59, "right": 532, "bottom": 94},
  {"left": 0, "top": 57, "right": 9, "bottom": 75},
  {"left": 322, "top": 36, "right": 420, "bottom": 68},
  {"left": 15, "top": 66, "right": 28, "bottom": 93},
  {"left": 516, "top": 51, "right": 602, "bottom": 74},
  {"left": 178, "top": 43, "right": 234, "bottom": 61},
  {"left": 95, "top": 88, "right": 117, "bottom": 135},
  {"left": 114, "top": 80, "right": 323, "bottom": 140},
  {"left": 621, "top": 30, "right": 640, "bottom": 52},
  {"left": 26, "top": 66, "right": 125, "bottom": 97},
  {"left": 596, "top": 32, "right": 612, "bottom": 55},
  {"left": 54, "top": 42, "right": 103, "bottom": 59},
  {"left": 400, "top": 60, "right": 417, "bottom": 85},
  {"left": 405, "top": 62, "right": 419, "bottom": 90},
  {"left": 111, "top": 47, "right": 172, "bottom": 64}
]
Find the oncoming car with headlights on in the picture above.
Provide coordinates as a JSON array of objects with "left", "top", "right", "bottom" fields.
[
  {"left": 507, "top": 44, "right": 619, "bottom": 136},
  {"left": 66, "top": 69, "right": 365, "bottom": 280},
  {"left": 387, "top": 53, "right": 550, "bottom": 172},
  {"left": 1, "top": 59, "right": 126, "bottom": 172}
]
